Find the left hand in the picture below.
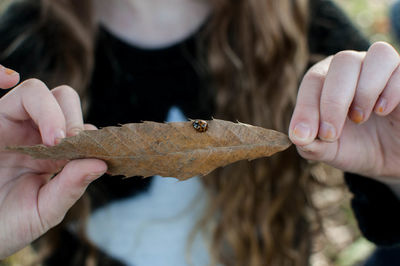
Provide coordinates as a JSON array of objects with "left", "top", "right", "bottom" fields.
[{"left": 289, "top": 42, "right": 400, "bottom": 181}]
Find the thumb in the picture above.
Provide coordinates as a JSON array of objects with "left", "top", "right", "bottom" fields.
[
  {"left": 37, "top": 159, "right": 107, "bottom": 230},
  {"left": 295, "top": 139, "right": 339, "bottom": 163}
]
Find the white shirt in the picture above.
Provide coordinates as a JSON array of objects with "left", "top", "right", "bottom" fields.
[{"left": 87, "top": 107, "right": 211, "bottom": 266}]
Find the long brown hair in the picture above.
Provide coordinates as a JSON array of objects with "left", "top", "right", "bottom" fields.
[
  {"left": 197, "top": 0, "right": 311, "bottom": 265},
  {"left": 0, "top": 0, "right": 95, "bottom": 110},
  {"left": 1, "top": 0, "right": 312, "bottom": 265}
]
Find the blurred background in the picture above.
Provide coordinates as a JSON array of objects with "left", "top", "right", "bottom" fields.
[
  {"left": 1, "top": 0, "right": 400, "bottom": 265},
  {"left": 336, "top": 0, "right": 398, "bottom": 44}
]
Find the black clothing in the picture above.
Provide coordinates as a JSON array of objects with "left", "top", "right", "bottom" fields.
[
  {"left": 345, "top": 173, "right": 400, "bottom": 246},
  {"left": 85, "top": 26, "right": 214, "bottom": 208},
  {"left": 363, "top": 246, "right": 400, "bottom": 266},
  {"left": 1, "top": 0, "right": 391, "bottom": 265}
]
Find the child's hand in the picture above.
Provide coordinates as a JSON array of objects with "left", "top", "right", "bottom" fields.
[
  {"left": 290, "top": 42, "right": 400, "bottom": 183},
  {"left": 0, "top": 69, "right": 107, "bottom": 259}
]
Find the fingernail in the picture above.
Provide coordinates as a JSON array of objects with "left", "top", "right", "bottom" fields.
[
  {"left": 4, "top": 67, "right": 17, "bottom": 75},
  {"left": 292, "top": 123, "right": 311, "bottom": 142},
  {"left": 375, "top": 98, "right": 387, "bottom": 114},
  {"left": 349, "top": 106, "right": 364, "bottom": 124},
  {"left": 297, "top": 145, "right": 312, "bottom": 153},
  {"left": 319, "top": 122, "right": 336, "bottom": 141},
  {"left": 54, "top": 129, "right": 66, "bottom": 145}
]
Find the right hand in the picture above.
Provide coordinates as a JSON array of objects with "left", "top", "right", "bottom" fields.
[{"left": 0, "top": 67, "right": 107, "bottom": 259}]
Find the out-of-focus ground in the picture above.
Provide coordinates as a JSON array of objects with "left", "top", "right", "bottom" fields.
[
  {"left": 309, "top": 164, "right": 374, "bottom": 266},
  {"left": 1, "top": 0, "right": 399, "bottom": 266}
]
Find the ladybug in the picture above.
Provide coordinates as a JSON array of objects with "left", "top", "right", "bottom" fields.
[{"left": 192, "top": 119, "right": 208, "bottom": 132}]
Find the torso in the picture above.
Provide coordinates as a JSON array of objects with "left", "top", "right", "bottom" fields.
[
  {"left": 86, "top": 3, "right": 215, "bottom": 260},
  {"left": 86, "top": 0, "right": 215, "bottom": 209}
]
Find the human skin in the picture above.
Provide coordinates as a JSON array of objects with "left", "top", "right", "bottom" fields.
[
  {"left": 0, "top": 74, "right": 107, "bottom": 259},
  {"left": 0, "top": 0, "right": 211, "bottom": 259},
  {"left": 2, "top": 0, "right": 400, "bottom": 260},
  {"left": 1, "top": 42, "right": 400, "bottom": 260},
  {"left": 289, "top": 42, "right": 400, "bottom": 195}
]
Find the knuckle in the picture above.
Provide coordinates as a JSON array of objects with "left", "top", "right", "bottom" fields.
[
  {"left": 53, "top": 85, "right": 80, "bottom": 100},
  {"left": 41, "top": 210, "right": 64, "bottom": 230},
  {"left": 66, "top": 188, "right": 84, "bottom": 204},
  {"left": 369, "top": 42, "right": 400, "bottom": 63},
  {"left": 67, "top": 126, "right": 83, "bottom": 136},
  {"left": 20, "top": 78, "right": 47, "bottom": 91},
  {"left": 320, "top": 97, "right": 346, "bottom": 112},
  {"left": 303, "top": 69, "right": 326, "bottom": 84},
  {"left": 333, "top": 50, "right": 363, "bottom": 64},
  {"left": 295, "top": 101, "right": 317, "bottom": 113}
]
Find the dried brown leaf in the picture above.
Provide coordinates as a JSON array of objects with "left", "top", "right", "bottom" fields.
[{"left": 8, "top": 119, "right": 291, "bottom": 180}]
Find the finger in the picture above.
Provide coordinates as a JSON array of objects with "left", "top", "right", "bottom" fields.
[
  {"left": 295, "top": 139, "right": 339, "bottom": 163},
  {"left": 0, "top": 65, "right": 19, "bottom": 89},
  {"left": 52, "top": 85, "right": 84, "bottom": 137},
  {"left": 350, "top": 42, "right": 400, "bottom": 123},
  {"left": 295, "top": 122, "right": 368, "bottom": 173},
  {"left": 374, "top": 65, "right": 400, "bottom": 116},
  {"left": 0, "top": 79, "right": 66, "bottom": 146},
  {"left": 318, "top": 51, "right": 365, "bottom": 142},
  {"left": 289, "top": 56, "right": 333, "bottom": 145},
  {"left": 37, "top": 159, "right": 107, "bottom": 229},
  {"left": 84, "top": 123, "right": 98, "bottom": 130}
]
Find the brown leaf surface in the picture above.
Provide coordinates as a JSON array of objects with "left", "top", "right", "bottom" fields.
[{"left": 8, "top": 119, "right": 291, "bottom": 180}]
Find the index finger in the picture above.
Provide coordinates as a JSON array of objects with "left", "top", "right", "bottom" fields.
[
  {"left": 289, "top": 56, "right": 333, "bottom": 145},
  {"left": 0, "top": 79, "right": 66, "bottom": 146},
  {"left": 0, "top": 65, "right": 20, "bottom": 89}
]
